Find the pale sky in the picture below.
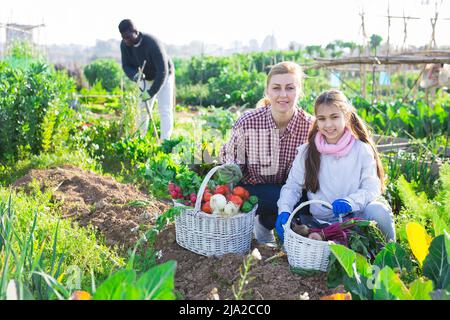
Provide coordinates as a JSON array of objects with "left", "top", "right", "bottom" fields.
[{"left": 1, "top": 0, "right": 449, "bottom": 48}]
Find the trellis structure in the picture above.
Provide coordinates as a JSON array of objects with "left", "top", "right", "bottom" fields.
[{"left": 0, "top": 22, "right": 45, "bottom": 55}]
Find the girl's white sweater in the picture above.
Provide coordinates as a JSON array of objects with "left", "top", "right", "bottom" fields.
[{"left": 277, "top": 140, "right": 381, "bottom": 220}]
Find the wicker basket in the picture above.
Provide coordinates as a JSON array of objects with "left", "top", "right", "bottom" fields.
[
  {"left": 174, "top": 164, "right": 257, "bottom": 257},
  {"left": 283, "top": 200, "right": 336, "bottom": 272}
]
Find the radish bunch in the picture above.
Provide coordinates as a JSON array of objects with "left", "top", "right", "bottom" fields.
[
  {"left": 293, "top": 218, "right": 368, "bottom": 246},
  {"left": 168, "top": 182, "right": 197, "bottom": 207}
]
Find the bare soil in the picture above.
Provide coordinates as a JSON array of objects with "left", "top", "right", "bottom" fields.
[
  {"left": 12, "top": 165, "right": 168, "bottom": 250},
  {"left": 12, "top": 165, "right": 344, "bottom": 300},
  {"left": 154, "top": 224, "right": 343, "bottom": 300}
]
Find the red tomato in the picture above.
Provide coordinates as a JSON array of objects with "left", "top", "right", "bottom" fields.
[
  {"left": 214, "top": 185, "right": 227, "bottom": 195},
  {"left": 201, "top": 201, "right": 212, "bottom": 214},
  {"left": 228, "top": 195, "right": 243, "bottom": 208},
  {"left": 232, "top": 186, "right": 248, "bottom": 200},
  {"left": 203, "top": 192, "right": 212, "bottom": 202}
]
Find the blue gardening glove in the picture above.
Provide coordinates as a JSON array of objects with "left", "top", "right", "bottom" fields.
[
  {"left": 140, "top": 90, "right": 151, "bottom": 102},
  {"left": 332, "top": 198, "right": 353, "bottom": 217},
  {"left": 275, "top": 212, "right": 290, "bottom": 243}
]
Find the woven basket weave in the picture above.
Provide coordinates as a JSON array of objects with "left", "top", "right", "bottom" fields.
[
  {"left": 174, "top": 164, "right": 256, "bottom": 257},
  {"left": 283, "top": 200, "right": 336, "bottom": 272}
]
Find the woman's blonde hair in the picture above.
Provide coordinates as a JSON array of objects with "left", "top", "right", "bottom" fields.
[
  {"left": 304, "top": 89, "right": 385, "bottom": 193},
  {"left": 257, "top": 61, "right": 304, "bottom": 108}
]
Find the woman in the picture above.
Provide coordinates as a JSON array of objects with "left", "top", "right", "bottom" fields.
[{"left": 220, "top": 61, "right": 313, "bottom": 245}]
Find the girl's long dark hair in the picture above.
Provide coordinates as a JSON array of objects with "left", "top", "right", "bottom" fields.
[{"left": 304, "top": 90, "right": 385, "bottom": 193}]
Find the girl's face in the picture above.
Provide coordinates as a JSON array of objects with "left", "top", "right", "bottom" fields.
[
  {"left": 266, "top": 73, "right": 300, "bottom": 114},
  {"left": 316, "top": 103, "right": 348, "bottom": 144}
]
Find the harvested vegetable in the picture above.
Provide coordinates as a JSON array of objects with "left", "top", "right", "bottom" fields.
[
  {"left": 203, "top": 192, "right": 212, "bottom": 202},
  {"left": 228, "top": 195, "right": 243, "bottom": 208},
  {"left": 223, "top": 202, "right": 240, "bottom": 216},
  {"left": 232, "top": 186, "right": 248, "bottom": 200},
  {"left": 308, "top": 232, "right": 324, "bottom": 241},
  {"left": 210, "top": 194, "right": 227, "bottom": 214},
  {"left": 249, "top": 195, "right": 258, "bottom": 205},
  {"left": 215, "top": 164, "right": 243, "bottom": 185},
  {"left": 214, "top": 185, "right": 230, "bottom": 195},
  {"left": 241, "top": 201, "right": 253, "bottom": 213},
  {"left": 292, "top": 224, "right": 310, "bottom": 237},
  {"left": 201, "top": 201, "right": 212, "bottom": 214}
]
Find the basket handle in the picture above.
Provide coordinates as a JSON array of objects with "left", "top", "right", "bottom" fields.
[
  {"left": 194, "top": 164, "right": 230, "bottom": 211},
  {"left": 285, "top": 199, "right": 334, "bottom": 228}
]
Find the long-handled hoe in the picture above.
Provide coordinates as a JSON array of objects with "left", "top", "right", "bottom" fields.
[{"left": 136, "top": 60, "right": 160, "bottom": 144}]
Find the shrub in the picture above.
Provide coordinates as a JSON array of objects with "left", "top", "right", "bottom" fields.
[
  {"left": 83, "top": 59, "right": 123, "bottom": 92},
  {"left": 0, "top": 60, "right": 76, "bottom": 163}
]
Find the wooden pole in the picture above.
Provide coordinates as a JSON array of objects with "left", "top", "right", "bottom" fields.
[
  {"left": 305, "top": 55, "right": 450, "bottom": 69},
  {"left": 429, "top": 2, "right": 439, "bottom": 49},
  {"left": 360, "top": 8, "right": 368, "bottom": 98},
  {"left": 386, "top": 2, "right": 392, "bottom": 97}
]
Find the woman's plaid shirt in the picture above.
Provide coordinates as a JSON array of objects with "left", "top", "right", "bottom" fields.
[{"left": 219, "top": 106, "right": 313, "bottom": 185}]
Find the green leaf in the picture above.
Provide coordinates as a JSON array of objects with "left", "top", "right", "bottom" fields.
[
  {"left": 374, "top": 242, "right": 413, "bottom": 272},
  {"left": 431, "top": 215, "right": 447, "bottom": 237},
  {"left": 330, "top": 244, "right": 372, "bottom": 277},
  {"left": 329, "top": 244, "right": 356, "bottom": 277},
  {"left": 93, "top": 270, "right": 136, "bottom": 300},
  {"left": 423, "top": 235, "right": 450, "bottom": 290},
  {"left": 326, "top": 254, "right": 348, "bottom": 288},
  {"left": 444, "top": 230, "right": 450, "bottom": 265},
  {"left": 374, "top": 266, "right": 413, "bottom": 300},
  {"left": 342, "top": 272, "right": 373, "bottom": 300},
  {"left": 355, "top": 253, "right": 373, "bottom": 278},
  {"left": 33, "top": 272, "right": 70, "bottom": 300},
  {"left": 409, "top": 278, "right": 433, "bottom": 300},
  {"left": 136, "top": 260, "right": 177, "bottom": 300}
]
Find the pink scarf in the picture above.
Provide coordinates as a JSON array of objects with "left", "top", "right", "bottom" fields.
[{"left": 315, "top": 128, "right": 355, "bottom": 157}]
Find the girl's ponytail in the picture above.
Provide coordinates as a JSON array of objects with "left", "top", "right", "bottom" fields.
[
  {"left": 349, "top": 111, "right": 386, "bottom": 193},
  {"left": 304, "top": 121, "right": 321, "bottom": 193}
]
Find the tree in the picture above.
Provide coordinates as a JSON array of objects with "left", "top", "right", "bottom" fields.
[
  {"left": 370, "top": 34, "right": 383, "bottom": 56},
  {"left": 305, "top": 45, "right": 325, "bottom": 58}
]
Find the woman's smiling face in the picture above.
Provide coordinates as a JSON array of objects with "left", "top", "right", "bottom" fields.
[
  {"left": 266, "top": 73, "right": 300, "bottom": 113},
  {"left": 316, "top": 103, "right": 348, "bottom": 144}
]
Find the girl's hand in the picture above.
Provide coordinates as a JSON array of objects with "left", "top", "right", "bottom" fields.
[
  {"left": 275, "top": 212, "right": 290, "bottom": 243},
  {"left": 332, "top": 199, "right": 352, "bottom": 217}
]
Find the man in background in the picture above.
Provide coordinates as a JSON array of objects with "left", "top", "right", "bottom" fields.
[{"left": 118, "top": 19, "right": 175, "bottom": 140}]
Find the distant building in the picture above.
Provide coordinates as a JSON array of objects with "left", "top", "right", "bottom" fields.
[
  {"left": 261, "top": 35, "right": 278, "bottom": 52},
  {"left": 0, "top": 22, "right": 45, "bottom": 53}
]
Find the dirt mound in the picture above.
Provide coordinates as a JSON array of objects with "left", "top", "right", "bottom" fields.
[
  {"left": 12, "top": 165, "right": 169, "bottom": 250},
  {"left": 154, "top": 224, "right": 343, "bottom": 300}
]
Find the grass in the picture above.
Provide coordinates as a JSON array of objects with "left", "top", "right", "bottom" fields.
[{"left": 0, "top": 183, "right": 124, "bottom": 297}]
